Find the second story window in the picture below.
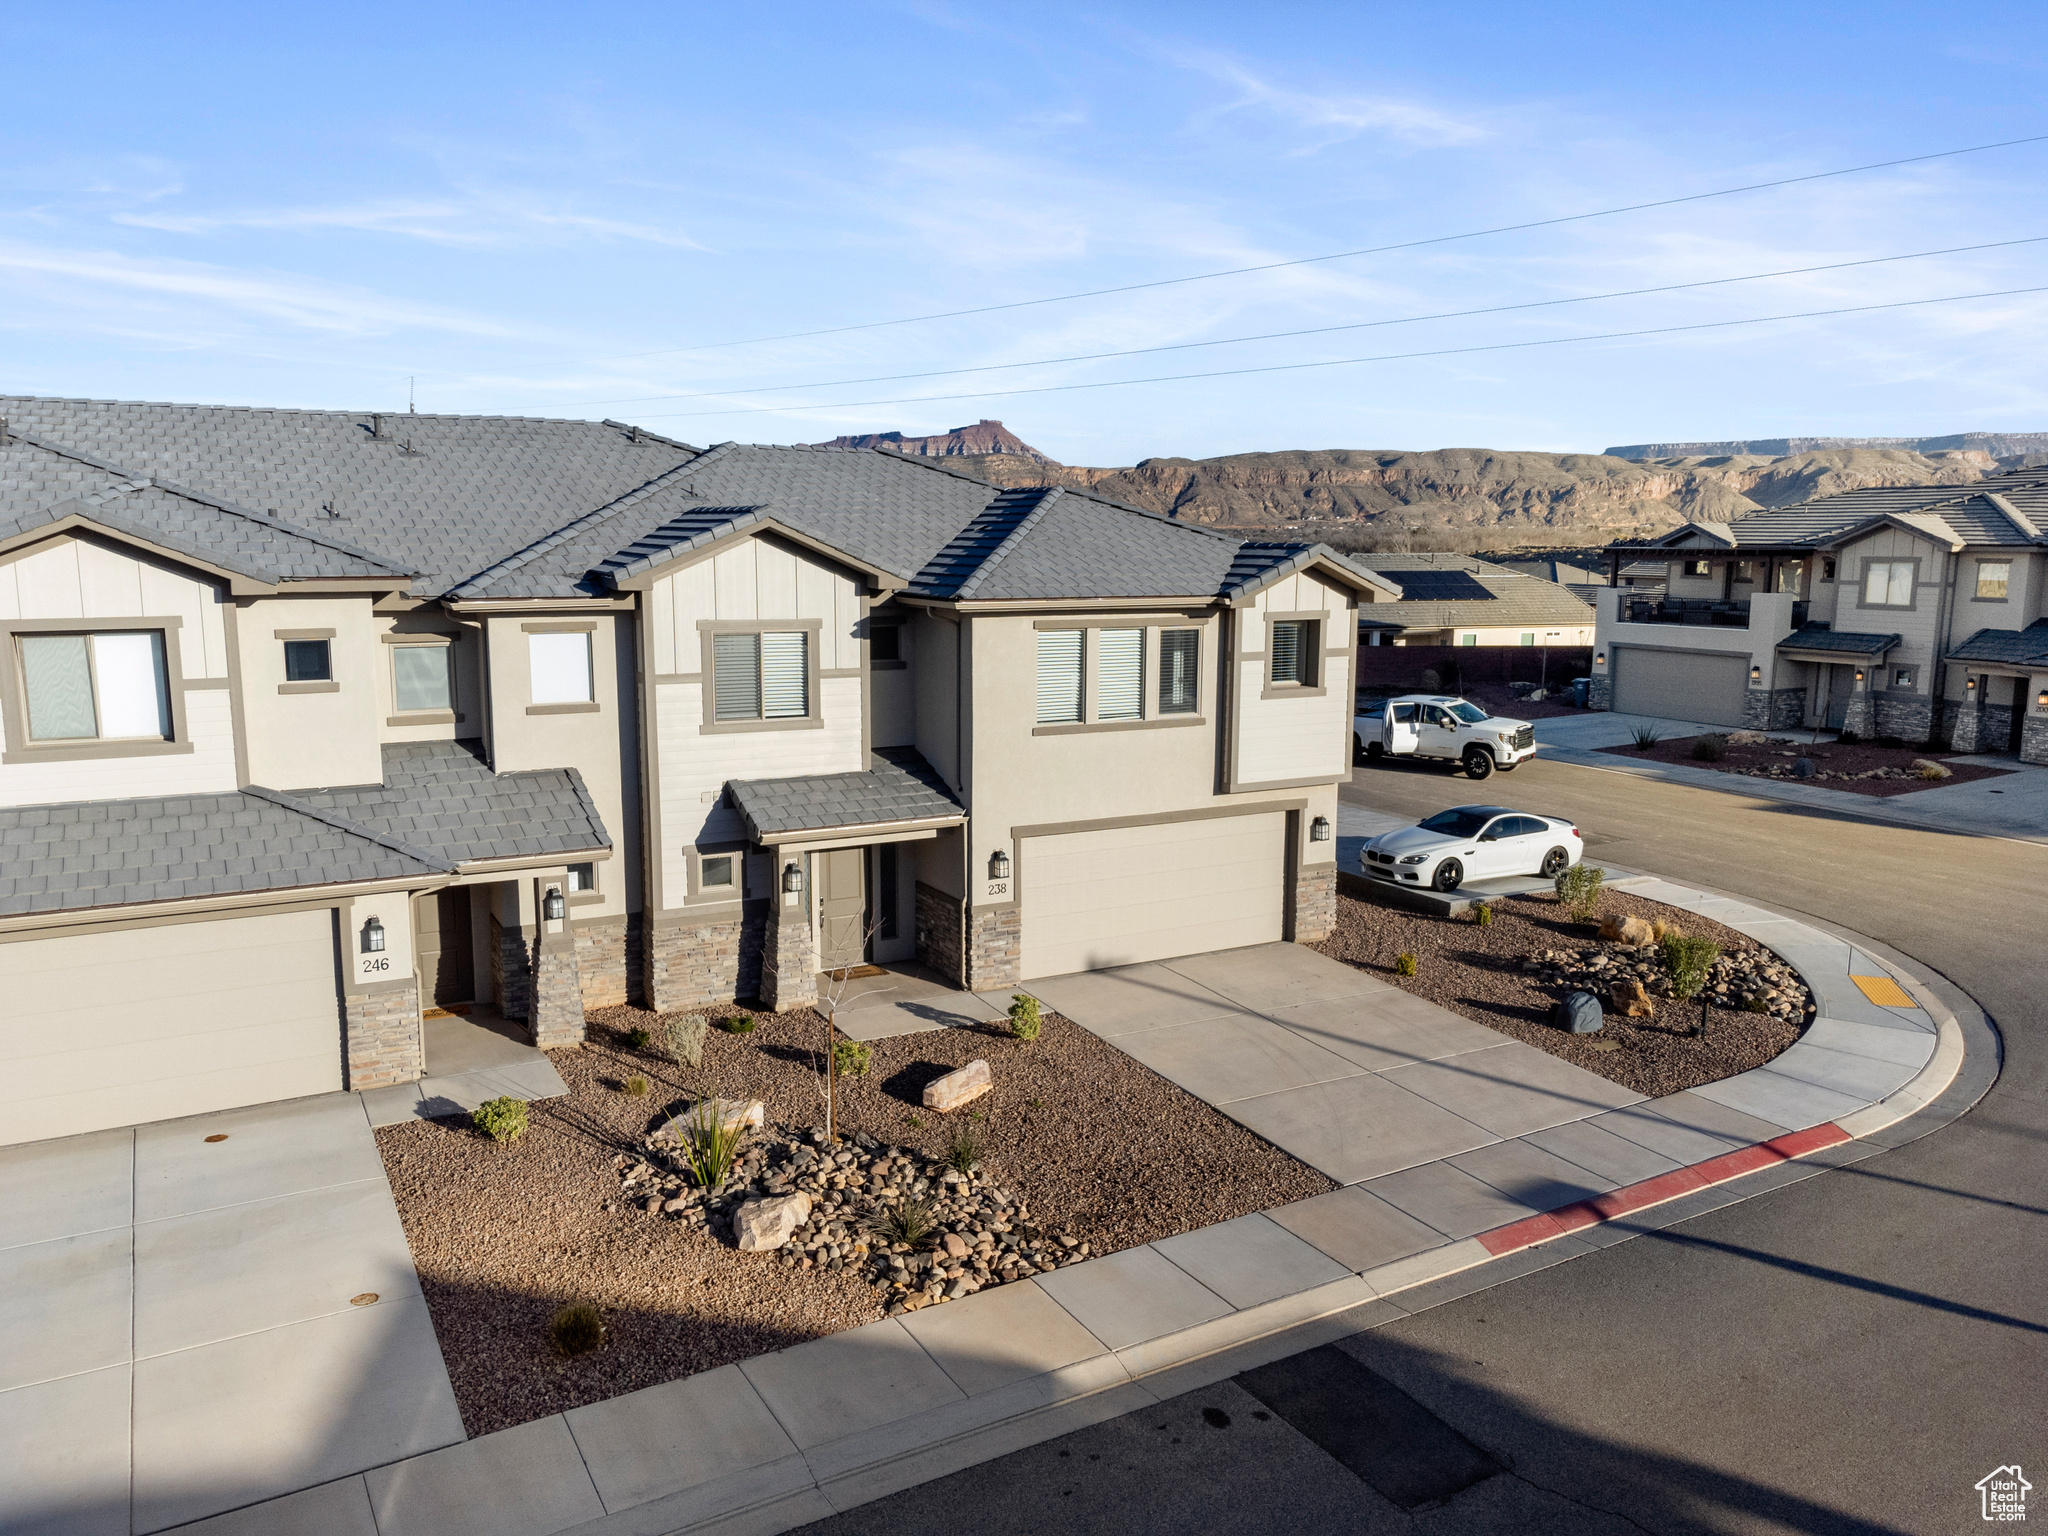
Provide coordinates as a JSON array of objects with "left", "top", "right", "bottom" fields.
[
  {"left": 1976, "top": 560, "right": 2012, "bottom": 600},
  {"left": 1158, "top": 628, "right": 1199, "bottom": 714},
  {"left": 713, "top": 631, "right": 808, "bottom": 720},
  {"left": 1096, "top": 628, "right": 1143, "bottom": 721},
  {"left": 1270, "top": 619, "right": 1318, "bottom": 686},
  {"left": 283, "top": 638, "right": 331, "bottom": 682},
  {"left": 565, "top": 861, "right": 596, "bottom": 893},
  {"left": 870, "top": 623, "right": 902, "bottom": 665},
  {"left": 392, "top": 644, "right": 454, "bottom": 713},
  {"left": 1862, "top": 561, "right": 1915, "bottom": 608},
  {"left": 1035, "top": 629, "right": 1083, "bottom": 724},
  {"left": 529, "top": 631, "right": 593, "bottom": 704},
  {"left": 19, "top": 631, "right": 170, "bottom": 742}
]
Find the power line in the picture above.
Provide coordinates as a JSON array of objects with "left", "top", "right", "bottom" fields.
[
  {"left": 616, "top": 284, "right": 2048, "bottom": 422},
  {"left": 549, "top": 236, "right": 2048, "bottom": 408},
  {"left": 610, "top": 133, "right": 2048, "bottom": 358}
]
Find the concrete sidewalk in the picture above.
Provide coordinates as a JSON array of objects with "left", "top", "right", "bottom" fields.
[
  {"left": 1529, "top": 708, "right": 2048, "bottom": 843},
  {"left": 152, "top": 873, "right": 1975, "bottom": 1536},
  {"left": 0, "top": 1094, "right": 464, "bottom": 1535}
]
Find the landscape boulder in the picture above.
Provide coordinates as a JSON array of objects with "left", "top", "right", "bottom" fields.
[
  {"left": 1598, "top": 914, "right": 1654, "bottom": 946},
  {"left": 734, "top": 1191, "right": 813, "bottom": 1251},
  {"left": 1911, "top": 758, "right": 1952, "bottom": 780},
  {"left": 923, "top": 1059, "right": 992, "bottom": 1112},
  {"left": 1609, "top": 978, "right": 1656, "bottom": 1019},
  {"left": 1551, "top": 990, "right": 1604, "bottom": 1034},
  {"left": 661, "top": 1097, "right": 765, "bottom": 1139},
  {"left": 1793, "top": 757, "right": 1817, "bottom": 779},
  {"left": 1728, "top": 730, "right": 1765, "bottom": 745}
]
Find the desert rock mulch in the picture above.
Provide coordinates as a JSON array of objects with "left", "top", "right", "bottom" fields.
[
  {"left": 1315, "top": 888, "right": 1808, "bottom": 1098},
  {"left": 1600, "top": 733, "right": 2012, "bottom": 797},
  {"left": 375, "top": 1004, "right": 1332, "bottom": 1437}
]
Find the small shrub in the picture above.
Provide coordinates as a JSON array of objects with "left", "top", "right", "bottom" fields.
[
  {"left": 1472, "top": 902, "right": 1493, "bottom": 927},
  {"left": 833, "top": 1039, "right": 872, "bottom": 1078},
  {"left": 864, "top": 1198, "right": 939, "bottom": 1250},
  {"left": 721, "top": 1013, "right": 757, "bottom": 1034},
  {"left": 945, "top": 1123, "right": 984, "bottom": 1174},
  {"left": 549, "top": 1303, "right": 604, "bottom": 1357},
  {"left": 1631, "top": 726, "right": 1663, "bottom": 751},
  {"left": 622, "top": 1075, "right": 649, "bottom": 1097},
  {"left": 660, "top": 1012, "right": 708, "bottom": 1068},
  {"left": 1836, "top": 728, "right": 1861, "bottom": 745},
  {"left": 1027, "top": 1097, "right": 1043, "bottom": 1110},
  {"left": 1555, "top": 863, "right": 1607, "bottom": 923},
  {"left": 1007, "top": 993, "right": 1043, "bottom": 1042},
  {"left": 906, "top": 1113, "right": 924, "bottom": 1128},
  {"left": 1741, "top": 997, "right": 1769, "bottom": 1014},
  {"left": 1394, "top": 952, "right": 1419, "bottom": 978},
  {"left": 680, "top": 1098, "right": 745, "bottom": 1188},
  {"left": 623, "top": 1026, "right": 651, "bottom": 1050},
  {"left": 1660, "top": 932, "right": 1722, "bottom": 1036},
  {"left": 1691, "top": 734, "right": 1726, "bottom": 763},
  {"left": 471, "top": 1096, "right": 527, "bottom": 1142},
  {"left": 1650, "top": 917, "right": 1681, "bottom": 943}
]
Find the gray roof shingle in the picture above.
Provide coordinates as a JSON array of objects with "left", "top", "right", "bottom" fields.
[
  {"left": 1341, "top": 551, "right": 1596, "bottom": 631},
  {"left": 1777, "top": 625, "right": 1903, "bottom": 656},
  {"left": 1611, "top": 470, "right": 2048, "bottom": 555},
  {"left": 728, "top": 747, "right": 963, "bottom": 841},
  {"left": 1947, "top": 619, "right": 2048, "bottom": 667},
  {"left": 268, "top": 741, "right": 610, "bottom": 866}
]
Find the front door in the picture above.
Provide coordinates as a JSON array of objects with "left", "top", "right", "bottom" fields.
[
  {"left": 413, "top": 886, "right": 475, "bottom": 1009},
  {"left": 817, "top": 848, "right": 868, "bottom": 973},
  {"left": 2012, "top": 676, "right": 2029, "bottom": 755}
]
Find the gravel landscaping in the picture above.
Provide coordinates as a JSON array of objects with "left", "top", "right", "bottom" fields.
[
  {"left": 375, "top": 1004, "right": 1332, "bottom": 1437},
  {"left": 1315, "top": 888, "right": 1809, "bottom": 1097},
  {"left": 1600, "top": 732, "right": 2013, "bottom": 797}
]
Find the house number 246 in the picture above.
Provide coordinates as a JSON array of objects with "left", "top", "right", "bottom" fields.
[{"left": 362, "top": 957, "right": 389, "bottom": 974}]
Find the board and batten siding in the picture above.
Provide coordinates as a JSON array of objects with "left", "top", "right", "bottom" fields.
[
  {"left": 648, "top": 536, "right": 865, "bottom": 906},
  {"left": 0, "top": 534, "right": 239, "bottom": 806},
  {"left": 1233, "top": 571, "right": 1353, "bottom": 786}
]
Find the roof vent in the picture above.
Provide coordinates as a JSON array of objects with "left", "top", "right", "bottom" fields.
[{"left": 368, "top": 414, "right": 385, "bottom": 440}]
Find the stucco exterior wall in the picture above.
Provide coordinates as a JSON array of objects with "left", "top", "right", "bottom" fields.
[
  {"left": 1233, "top": 572, "right": 1354, "bottom": 789},
  {"left": 238, "top": 593, "right": 384, "bottom": 790}
]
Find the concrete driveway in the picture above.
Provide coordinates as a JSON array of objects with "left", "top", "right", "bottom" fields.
[{"left": 0, "top": 1093, "right": 464, "bottom": 1535}]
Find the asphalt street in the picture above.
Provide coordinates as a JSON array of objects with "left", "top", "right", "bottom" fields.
[{"left": 798, "top": 754, "right": 2045, "bottom": 1536}]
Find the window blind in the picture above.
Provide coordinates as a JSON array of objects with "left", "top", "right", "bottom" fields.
[
  {"left": 529, "top": 632, "right": 593, "bottom": 704},
  {"left": 1270, "top": 620, "right": 1306, "bottom": 684},
  {"left": 1097, "top": 628, "right": 1142, "bottom": 721},
  {"left": 761, "top": 631, "right": 808, "bottom": 718},
  {"left": 393, "top": 645, "right": 453, "bottom": 712},
  {"left": 1863, "top": 563, "right": 1912, "bottom": 606},
  {"left": 20, "top": 634, "right": 96, "bottom": 740},
  {"left": 1036, "top": 629, "right": 1083, "bottom": 723},
  {"left": 713, "top": 633, "right": 760, "bottom": 720},
  {"left": 1158, "top": 628, "right": 1198, "bottom": 714}
]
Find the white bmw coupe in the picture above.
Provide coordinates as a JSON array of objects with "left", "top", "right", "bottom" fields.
[{"left": 1359, "top": 805, "right": 1583, "bottom": 894}]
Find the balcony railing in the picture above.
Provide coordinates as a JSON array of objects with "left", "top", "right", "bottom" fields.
[{"left": 1623, "top": 597, "right": 1808, "bottom": 630}]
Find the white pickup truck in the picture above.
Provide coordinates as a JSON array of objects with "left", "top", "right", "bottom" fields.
[{"left": 1353, "top": 694, "right": 1538, "bottom": 780}]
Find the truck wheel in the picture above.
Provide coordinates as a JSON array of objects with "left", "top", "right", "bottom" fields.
[
  {"left": 1433, "top": 858, "right": 1464, "bottom": 892},
  {"left": 1462, "top": 747, "right": 1495, "bottom": 781},
  {"left": 1541, "top": 847, "right": 1570, "bottom": 879},
  {"left": 1365, "top": 741, "right": 1385, "bottom": 762}
]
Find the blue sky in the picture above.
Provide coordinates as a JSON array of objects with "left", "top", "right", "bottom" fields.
[{"left": 5, "top": 2, "right": 2046, "bottom": 463}]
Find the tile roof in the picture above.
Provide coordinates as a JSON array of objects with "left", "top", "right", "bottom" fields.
[
  {"left": 0, "top": 789, "right": 441, "bottom": 917},
  {"left": 1947, "top": 619, "right": 2048, "bottom": 667},
  {"left": 3, "top": 398, "right": 1400, "bottom": 605},
  {"left": 1340, "top": 551, "right": 1596, "bottom": 632},
  {"left": 267, "top": 740, "right": 610, "bottom": 866},
  {"left": 728, "top": 747, "right": 964, "bottom": 841},
  {"left": 1609, "top": 471, "right": 2048, "bottom": 555},
  {"left": 1776, "top": 626, "right": 1903, "bottom": 657}
]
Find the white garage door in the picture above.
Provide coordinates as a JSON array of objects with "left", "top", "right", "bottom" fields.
[
  {"left": 1021, "top": 813, "right": 1287, "bottom": 979},
  {"left": 1612, "top": 646, "right": 1748, "bottom": 728},
  {"left": 0, "top": 908, "right": 344, "bottom": 1147}
]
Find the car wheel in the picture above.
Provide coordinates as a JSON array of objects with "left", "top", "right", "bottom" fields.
[
  {"left": 1433, "top": 858, "right": 1464, "bottom": 892},
  {"left": 1541, "top": 846, "right": 1570, "bottom": 879},
  {"left": 1462, "top": 747, "right": 1494, "bottom": 780},
  {"left": 1365, "top": 741, "right": 1386, "bottom": 761}
]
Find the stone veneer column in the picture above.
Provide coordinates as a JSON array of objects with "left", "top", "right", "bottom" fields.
[
  {"left": 530, "top": 930, "right": 586, "bottom": 1049},
  {"left": 914, "top": 880, "right": 965, "bottom": 987},
  {"left": 1587, "top": 674, "right": 1613, "bottom": 711},
  {"left": 1842, "top": 688, "right": 1875, "bottom": 739},
  {"left": 1290, "top": 864, "right": 1337, "bottom": 945},
  {"left": 760, "top": 908, "right": 817, "bottom": 1011},
  {"left": 343, "top": 981, "right": 424, "bottom": 1090},
  {"left": 964, "top": 906, "right": 1021, "bottom": 991},
  {"left": 2022, "top": 710, "right": 2048, "bottom": 765},
  {"left": 1947, "top": 679, "right": 1985, "bottom": 752},
  {"left": 573, "top": 914, "right": 633, "bottom": 1010},
  {"left": 643, "top": 907, "right": 750, "bottom": 1011}
]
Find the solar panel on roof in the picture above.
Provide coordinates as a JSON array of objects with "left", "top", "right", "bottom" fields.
[{"left": 1393, "top": 571, "right": 1494, "bottom": 601}]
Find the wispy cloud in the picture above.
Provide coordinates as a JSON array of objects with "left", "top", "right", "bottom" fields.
[
  {"left": 1164, "top": 45, "right": 1489, "bottom": 151},
  {"left": 113, "top": 193, "right": 704, "bottom": 250},
  {"left": 0, "top": 241, "right": 518, "bottom": 337}
]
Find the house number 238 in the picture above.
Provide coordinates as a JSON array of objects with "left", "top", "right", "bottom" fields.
[{"left": 987, "top": 881, "right": 1008, "bottom": 897}]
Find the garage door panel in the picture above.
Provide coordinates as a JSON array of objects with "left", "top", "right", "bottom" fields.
[
  {"left": 1022, "top": 814, "right": 1286, "bottom": 979},
  {"left": 0, "top": 909, "right": 344, "bottom": 1147},
  {"left": 1613, "top": 646, "right": 1747, "bottom": 728}
]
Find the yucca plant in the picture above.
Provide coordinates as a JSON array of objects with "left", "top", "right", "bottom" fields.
[
  {"left": 864, "top": 1198, "right": 939, "bottom": 1250},
  {"left": 945, "top": 1122, "right": 984, "bottom": 1175},
  {"left": 1631, "top": 725, "right": 1664, "bottom": 752},
  {"left": 680, "top": 1098, "right": 746, "bottom": 1188}
]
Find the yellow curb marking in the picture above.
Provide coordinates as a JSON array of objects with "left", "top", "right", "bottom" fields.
[{"left": 1851, "top": 974, "right": 1917, "bottom": 1009}]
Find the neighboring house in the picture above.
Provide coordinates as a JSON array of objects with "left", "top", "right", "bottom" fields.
[
  {"left": 0, "top": 396, "right": 1395, "bottom": 1147},
  {"left": 1591, "top": 468, "right": 2048, "bottom": 757},
  {"left": 1344, "top": 552, "right": 1596, "bottom": 647},
  {"left": 1494, "top": 555, "right": 1665, "bottom": 604}
]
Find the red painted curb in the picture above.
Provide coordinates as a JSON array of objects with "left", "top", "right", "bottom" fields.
[{"left": 1471, "top": 1121, "right": 1849, "bottom": 1259}]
